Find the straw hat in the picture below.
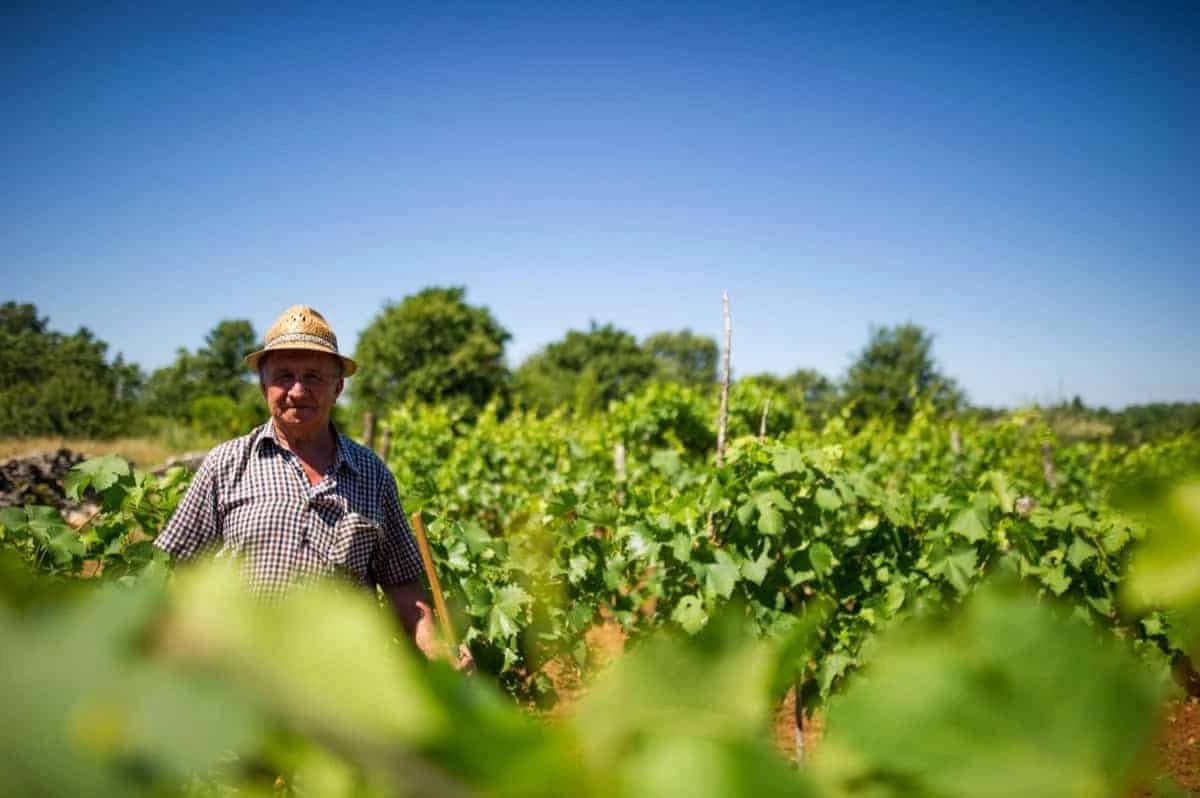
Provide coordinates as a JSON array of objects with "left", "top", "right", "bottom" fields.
[{"left": 243, "top": 305, "right": 357, "bottom": 376}]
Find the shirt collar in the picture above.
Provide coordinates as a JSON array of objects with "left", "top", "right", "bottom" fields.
[{"left": 256, "top": 420, "right": 360, "bottom": 475}]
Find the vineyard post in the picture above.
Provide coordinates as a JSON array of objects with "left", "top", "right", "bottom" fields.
[
  {"left": 410, "top": 512, "right": 457, "bottom": 655},
  {"left": 759, "top": 399, "right": 770, "bottom": 442},
  {"left": 950, "top": 427, "right": 962, "bottom": 475},
  {"left": 614, "top": 442, "right": 627, "bottom": 503},
  {"left": 379, "top": 425, "right": 393, "bottom": 463},
  {"left": 793, "top": 677, "right": 806, "bottom": 763},
  {"left": 716, "top": 290, "right": 732, "bottom": 466},
  {"left": 362, "top": 411, "right": 376, "bottom": 451},
  {"left": 1042, "top": 441, "right": 1057, "bottom": 489}
]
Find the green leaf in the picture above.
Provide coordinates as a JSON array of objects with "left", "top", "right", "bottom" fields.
[
  {"left": 670, "top": 533, "right": 693, "bottom": 563},
  {"left": 454, "top": 521, "right": 493, "bottom": 555},
  {"left": 1065, "top": 537, "right": 1098, "bottom": 570},
  {"left": 755, "top": 489, "right": 793, "bottom": 513},
  {"left": 817, "top": 586, "right": 1164, "bottom": 797},
  {"left": 740, "top": 544, "right": 772, "bottom": 586},
  {"left": 0, "top": 507, "right": 27, "bottom": 538},
  {"left": 757, "top": 505, "right": 783, "bottom": 536},
  {"left": 1051, "top": 503, "right": 1092, "bottom": 532},
  {"left": 929, "top": 545, "right": 977, "bottom": 594},
  {"left": 704, "top": 551, "right": 740, "bottom": 600},
  {"left": 1124, "top": 484, "right": 1200, "bottom": 614},
  {"left": 46, "top": 530, "right": 85, "bottom": 565},
  {"left": 815, "top": 487, "right": 842, "bottom": 512},
  {"left": 1041, "top": 565, "right": 1071, "bottom": 597},
  {"left": 487, "top": 584, "right": 532, "bottom": 641},
  {"left": 771, "top": 447, "right": 805, "bottom": 475},
  {"left": 64, "top": 455, "right": 130, "bottom": 501},
  {"left": 809, "top": 542, "right": 835, "bottom": 578},
  {"left": 950, "top": 507, "right": 988, "bottom": 543},
  {"left": 818, "top": 651, "right": 855, "bottom": 695},
  {"left": 672, "top": 595, "right": 708, "bottom": 634}
]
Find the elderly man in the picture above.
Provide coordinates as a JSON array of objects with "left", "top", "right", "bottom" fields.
[{"left": 155, "top": 305, "right": 469, "bottom": 667}]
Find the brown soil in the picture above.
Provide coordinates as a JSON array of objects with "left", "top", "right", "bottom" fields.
[
  {"left": 771, "top": 686, "right": 823, "bottom": 763},
  {"left": 768, "top": 693, "right": 1200, "bottom": 795},
  {"left": 1137, "top": 697, "right": 1200, "bottom": 796}
]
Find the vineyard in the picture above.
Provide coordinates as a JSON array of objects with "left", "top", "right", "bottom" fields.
[{"left": 2, "top": 382, "right": 1199, "bottom": 796}]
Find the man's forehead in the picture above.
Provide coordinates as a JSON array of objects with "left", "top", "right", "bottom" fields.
[{"left": 263, "top": 351, "right": 340, "bottom": 371}]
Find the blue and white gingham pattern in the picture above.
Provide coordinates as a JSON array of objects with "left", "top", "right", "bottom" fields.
[{"left": 155, "top": 422, "right": 423, "bottom": 596}]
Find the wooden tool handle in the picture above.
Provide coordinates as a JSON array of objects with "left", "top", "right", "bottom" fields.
[{"left": 410, "top": 511, "right": 457, "bottom": 650}]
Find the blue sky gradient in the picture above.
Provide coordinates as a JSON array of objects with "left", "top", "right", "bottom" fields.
[{"left": 3, "top": 2, "right": 1197, "bottom": 408}]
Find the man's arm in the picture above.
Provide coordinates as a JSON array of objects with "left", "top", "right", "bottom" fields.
[
  {"left": 383, "top": 580, "right": 473, "bottom": 669},
  {"left": 382, "top": 579, "right": 437, "bottom": 656},
  {"left": 155, "top": 455, "right": 221, "bottom": 560}
]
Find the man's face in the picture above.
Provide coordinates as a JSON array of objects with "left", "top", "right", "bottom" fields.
[{"left": 260, "top": 350, "right": 344, "bottom": 436}]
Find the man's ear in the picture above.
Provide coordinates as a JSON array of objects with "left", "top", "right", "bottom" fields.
[{"left": 334, "top": 378, "right": 345, "bottom": 400}]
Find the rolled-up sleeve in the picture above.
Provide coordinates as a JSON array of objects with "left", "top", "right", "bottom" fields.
[
  {"left": 155, "top": 455, "right": 221, "bottom": 561},
  {"left": 371, "top": 474, "right": 425, "bottom": 586}
]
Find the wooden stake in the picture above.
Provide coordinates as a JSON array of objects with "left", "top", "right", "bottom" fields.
[
  {"left": 410, "top": 512, "right": 456, "bottom": 651},
  {"left": 379, "top": 426, "right": 393, "bottom": 463},
  {"left": 362, "top": 411, "right": 377, "bottom": 451},
  {"left": 716, "top": 291, "right": 732, "bottom": 466},
  {"left": 759, "top": 399, "right": 770, "bottom": 442},
  {"left": 1041, "top": 441, "right": 1057, "bottom": 489}
]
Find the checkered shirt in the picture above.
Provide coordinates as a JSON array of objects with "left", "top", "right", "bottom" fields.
[{"left": 154, "top": 421, "right": 424, "bottom": 597}]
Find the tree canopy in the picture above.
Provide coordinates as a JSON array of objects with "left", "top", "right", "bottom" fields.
[
  {"left": 141, "top": 319, "right": 259, "bottom": 421},
  {"left": 642, "top": 329, "right": 718, "bottom": 387},
  {"left": 514, "top": 322, "right": 658, "bottom": 414},
  {"left": 0, "top": 301, "right": 142, "bottom": 437},
  {"left": 352, "top": 287, "right": 510, "bottom": 410},
  {"left": 842, "top": 323, "right": 963, "bottom": 426}
]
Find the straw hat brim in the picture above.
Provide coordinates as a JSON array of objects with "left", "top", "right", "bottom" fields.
[{"left": 244, "top": 343, "right": 357, "bottom": 377}]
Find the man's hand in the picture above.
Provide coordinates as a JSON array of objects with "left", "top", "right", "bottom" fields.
[
  {"left": 415, "top": 601, "right": 475, "bottom": 672},
  {"left": 383, "top": 580, "right": 474, "bottom": 671}
]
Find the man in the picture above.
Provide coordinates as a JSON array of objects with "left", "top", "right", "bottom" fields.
[{"left": 155, "top": 304, "right": 469, "bottom": 668}]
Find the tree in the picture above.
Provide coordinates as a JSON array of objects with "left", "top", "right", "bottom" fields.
[
  {"left": 742, "top": 368, "right": 837, "bottom": 426},
  {"left": 0, "top": 301, "right": 143, "bottom": 437},
  {"left": 642, "top": 330, "right": 718, "bottom": 387},
  {"left": 514, "top": 322, "right": 658, "bottom": 414},
  {"left": 200, "top": 320, "right": 257, "bottom": 398},
  {"left": 352, "top": 287, "right": 510, "bottom": 410},
  {"left": 141, "top": 319, "right": 258, "bottom": 420},
  {"left": 842, "top": 323, "right": 963, "bottom": 426}
]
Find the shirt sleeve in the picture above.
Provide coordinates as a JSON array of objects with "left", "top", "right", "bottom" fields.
[
  {"left": 155, "top": 454, "right": 222, "bottom": 561},
  {"left": 371, "top": 472, "right": 425, "bottom": 586}
]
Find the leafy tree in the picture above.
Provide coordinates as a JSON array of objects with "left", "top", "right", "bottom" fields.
[
  {"left": 141, "top": 319, "right": 258, "bottom": 421},
  {"left": 842, "top": 323, "right": 963, "bottom": 427},
  {"left": 514, "top": 323, "right": 658, "bottom": 414},
  {"left": 352, "top": 287, "right": 511, "bottom": 411},
  {"left": 0, "top": 301, "right": 143, "bottom": 437},
  {"left": 200, "top": 320, "right": 257, "bottom": 397},
  {"left": 642, "top": 330, "right": 718, "bottom": 387},
  {"left": 742, "top": 368, "right": 837, "bottom": 424}
]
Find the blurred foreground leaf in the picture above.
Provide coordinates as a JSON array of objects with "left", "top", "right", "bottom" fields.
[{"left": 813, "top": 584, "right": 1164, "bottom": 798}]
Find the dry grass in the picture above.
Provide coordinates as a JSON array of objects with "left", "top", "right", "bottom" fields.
[{"left": 0, "top": 436, "right": 186, "bottom": 468}]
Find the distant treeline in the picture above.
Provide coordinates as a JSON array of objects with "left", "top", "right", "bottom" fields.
[{"left": 1, "top": 292, "right": 1196, "bottom": 445}]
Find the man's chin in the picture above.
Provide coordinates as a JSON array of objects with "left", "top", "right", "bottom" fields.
[{"left": 275, "top": 410, "right": 321, "bottom": 429}]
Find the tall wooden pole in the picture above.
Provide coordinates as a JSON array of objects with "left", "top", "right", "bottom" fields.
[
  {"left": 410, "top": 512, "right": 456, "bottom": 652},
  {"left": 716, "top": 291, "right": 732, "bottom": 466}
]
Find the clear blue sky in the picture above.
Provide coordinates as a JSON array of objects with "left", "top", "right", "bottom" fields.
[{"left": 4, "top": 2, "right": 1197, "bottom": 408}]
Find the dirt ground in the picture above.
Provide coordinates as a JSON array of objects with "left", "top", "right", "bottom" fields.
[
  {"left": 1142, "top": 697, "right": 1200, "bottom": 796},
  {"left": 768, "top": 690, "right": 1200, "bottom": 795}
]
